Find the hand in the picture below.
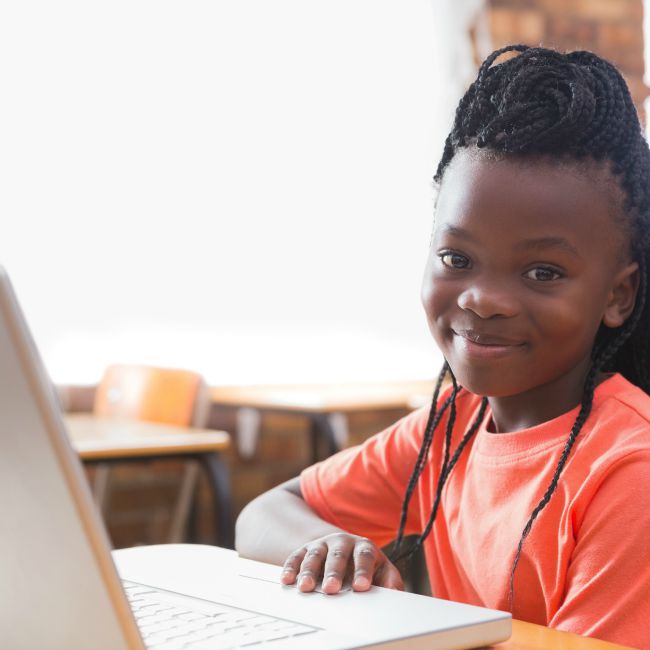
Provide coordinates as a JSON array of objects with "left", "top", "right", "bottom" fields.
[{"left": 280, "top": 533, "right": 404, "bottom": 595}]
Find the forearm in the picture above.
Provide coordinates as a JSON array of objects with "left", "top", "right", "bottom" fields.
[{"left": 235, "top": 480, "right": 344, "bottom": 565}]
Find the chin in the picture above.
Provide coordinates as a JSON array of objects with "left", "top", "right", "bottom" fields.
[{"left": 450, "top": 368, "right": 527, "bottom": 398}]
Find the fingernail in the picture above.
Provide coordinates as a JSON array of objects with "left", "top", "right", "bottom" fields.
[
  {"left": 354, "top": 575, "right": 370, "bottom": 589},
  {"left": 323, "top": 576, "right": 338, "bottom": 590}
]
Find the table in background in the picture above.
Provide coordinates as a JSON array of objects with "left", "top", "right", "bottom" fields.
[
  {"left": 65, "top": 414, "right": 233, "bottom": 547},
  {"left": 210, "top": 380, "right": 435, "bottom": 462}
]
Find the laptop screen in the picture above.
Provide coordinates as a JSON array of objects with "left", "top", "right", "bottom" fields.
[{"left": 0, "top": 269, "right": 142, "bottom": 649}]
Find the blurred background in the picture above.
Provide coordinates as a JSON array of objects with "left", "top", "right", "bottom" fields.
[{"left": 1, "top": 0, "right": 649, "bottom": 550}]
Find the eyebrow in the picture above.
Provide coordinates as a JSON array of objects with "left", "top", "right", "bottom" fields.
[
  {"left": 441, "top": 225, "right": 580, "bottom": 257},
  {"left": 515, "top": 237, "right": 580, "bottom": 257},
  {"left": 441, "top": 225, "right": 477, "bottom": 241}
]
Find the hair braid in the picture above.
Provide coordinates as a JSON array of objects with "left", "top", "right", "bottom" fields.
[
  {"left": 441, "top": 371, "right": 460, "bottom": 479},
  {"left": 392, "top": 362, "right": 451, "bottom": 557},
  {"left": 391, "top": 374, "right": 488, "bottom": 564},
  {"left": 408, "top": 395, "right": 489, "bottom": 562}
]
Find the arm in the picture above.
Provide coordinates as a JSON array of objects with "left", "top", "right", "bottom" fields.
[
  {"left": 235, "top": 477, "right": 344, "bottom": 564},
  {"left": 235, "top": 407, "right": 434, "bottom": 594},
  {"left": 235, "top": 476, "right": 403, "bottom": 594},
  {"left": 550, "top": 452, "right": 650, "bottom": 648}
]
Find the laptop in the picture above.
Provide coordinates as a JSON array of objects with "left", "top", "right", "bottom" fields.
[{"left": 0, "top": 266, "right": 511, "bottom": 650}]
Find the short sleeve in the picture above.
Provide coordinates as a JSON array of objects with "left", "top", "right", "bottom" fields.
[
  {"left": 300, "top": 406, "right": 430, "bottom": 548},
  {"left": 550, "top": 451, "right": 650, "bottom": 649}
]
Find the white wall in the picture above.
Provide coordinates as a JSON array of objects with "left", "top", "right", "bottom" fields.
[{"left": 0, "top": 1, "right": 449, "bottom": 385}]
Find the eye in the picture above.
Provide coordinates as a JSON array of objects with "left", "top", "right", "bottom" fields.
[
  {"left": 439, "top": 252, "right": 471, "bottom": 270},
  {"left": 523, "top": 266, "right": 562, "bottom": 282}
]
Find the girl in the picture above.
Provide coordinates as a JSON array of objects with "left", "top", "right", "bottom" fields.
[{"left": 235, "top": 45, "right": 650, "bottom": 648}]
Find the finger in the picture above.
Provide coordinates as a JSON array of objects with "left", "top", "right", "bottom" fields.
[
  {"left": 351, "top": 539, "right": 379, "bottom": 591},
  {"left": 375, "top": 560, "right": 405, "bottom": 591},
  {"left": 321, "top": 539, "right": 354, "bottom": 594},
  {"left": 281, "top": 547, "right": 307, "bottom": 585},
  {"left": 297, "top": 542, "right": 327, "bottom": 592}
]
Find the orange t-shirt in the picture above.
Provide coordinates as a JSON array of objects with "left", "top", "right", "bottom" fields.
[{"left": 300, "top": 373, "right": 650, "bottom": 648}]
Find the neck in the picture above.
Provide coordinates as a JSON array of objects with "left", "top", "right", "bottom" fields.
[{"left": 487, "top": 359, "right": 602, "bottom": 433}]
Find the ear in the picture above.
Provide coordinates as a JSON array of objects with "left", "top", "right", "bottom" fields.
[{"left": 602, "top": 262, "right": 640, "bottom": 328}]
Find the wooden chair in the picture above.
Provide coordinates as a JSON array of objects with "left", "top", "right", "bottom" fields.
[{"left": 92, "top": 364, "right": 211, "bottom": 544}]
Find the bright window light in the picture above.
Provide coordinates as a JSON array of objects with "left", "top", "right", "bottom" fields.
[{"left": 1, "top": 0, "right": 445, "bottom": 385}]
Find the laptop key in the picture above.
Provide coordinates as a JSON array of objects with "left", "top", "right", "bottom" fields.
[
  {"left": 136, "top": 613, "right": 172, "bottom": 626},
  {"left": 139, "top": 604, "right": 169, "bottom": 616},
  {"left": 289, "top": 624, "right": 320, "bottom": 636},
  {"left": 175, "top": 611, "right": 209, "bottom": 622},
  {"left": 185, "top": 627, "right": 227, "bottom": 642},
  {"left": 148, "top": 641, "right": 186, "bottom": 650},
  {"left": 167, "top": 620, "right": 209, "bottom": 637},
  {"left": 145, "top": 631, "right": 180, "bottom": 645},
  {"left": 239, "top": 631, "right": 282, "bottom": 646},
  {"left": 124, "top": 584, "right": 156, "bottom": 596},
  {"left": 139, "top": 619, "right": 179, "bottom": 636},
  {"left": 190, "top": 631, "right": 245, "bottom": 649}
]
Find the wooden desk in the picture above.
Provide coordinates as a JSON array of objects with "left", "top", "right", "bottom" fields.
[
  {"left": 65, "top": 414, "right": 233, "bottom": 547},
  {"left": 67, "top": 414, "right": 230, "bottom": 459},
  {"left": 502, "top": 620, "right": 633, "bottom": 649},
  {"left": 210, "top": 380, "right": 435, "bottom": 461}
]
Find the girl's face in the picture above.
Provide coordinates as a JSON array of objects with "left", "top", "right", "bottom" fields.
[{"left": 422, "top": 150, "right": 638, "bottom": 401}]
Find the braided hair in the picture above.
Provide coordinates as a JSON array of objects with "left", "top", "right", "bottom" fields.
[{"left": 391, "top": 45, "right": 650, "bottom": 608}]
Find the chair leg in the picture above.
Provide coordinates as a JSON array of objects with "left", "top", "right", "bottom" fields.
[
  {"left": 167, "top": 461, "right": 200, "bottom": 543},
  {"left": 197, "top": 453, "right": 233, "bottom": 548},
  {"left": 92, "top": 463, "right": 112, "bottom": 514}
]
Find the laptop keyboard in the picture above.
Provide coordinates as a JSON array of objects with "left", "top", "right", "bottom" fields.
[{"left": 123, "top": 581, "right": 320, "bottom": 650}]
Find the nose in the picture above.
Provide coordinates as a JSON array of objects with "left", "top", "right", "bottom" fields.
[{"left": 457, "top": 280, "right": 519, "bottom": 319}]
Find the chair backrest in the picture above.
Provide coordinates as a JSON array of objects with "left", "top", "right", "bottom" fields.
[{"left": 93, "top": 364, "right": 209, "bottom": 427}]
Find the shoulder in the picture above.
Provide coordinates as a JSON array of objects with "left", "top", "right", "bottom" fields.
[
  {"left": 590, "top": 374, "right": 650, "bottom": 448},
  {"left": 600, "top": 373, "right": 650, "bottom": 416},
  {"left": 575, "top": 447, "right": 650, "bottom": 534},
  {"left": 570, "top": 375, "right": 650, "bottom": 521}
]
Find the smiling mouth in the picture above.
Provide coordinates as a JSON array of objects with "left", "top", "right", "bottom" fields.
[
  {"left": 454, "top": 329, "right": 525, "bottom": 346},
  {"left": 452, "top": 329, "right": 526, "bottom": 354}
]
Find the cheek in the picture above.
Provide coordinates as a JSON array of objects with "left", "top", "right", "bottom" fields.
[
  {"left": 420, "top": 273, "right": 452, "bottom": 343},
  {"left": 420, "top": 265, "right": 438, "bottom": 320},
  {"left": 531, "top": 292, "right": 605, "bottom": 355}
]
